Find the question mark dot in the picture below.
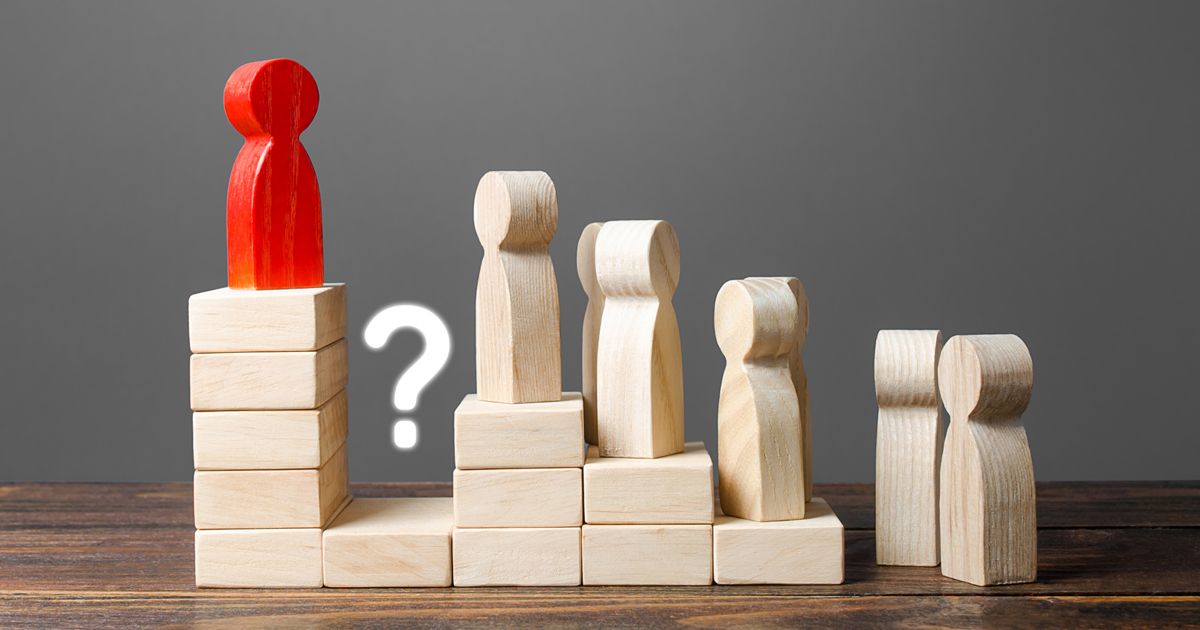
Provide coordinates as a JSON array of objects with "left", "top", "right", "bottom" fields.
[{"left": 392, "top": 419, "right": 419, "bottom": 450}]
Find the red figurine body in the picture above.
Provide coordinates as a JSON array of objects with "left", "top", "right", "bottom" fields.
[{"left": 224, "top": 59, "right": 323, "bottom": 289}]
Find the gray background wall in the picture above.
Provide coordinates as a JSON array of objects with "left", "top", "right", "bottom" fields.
[{"left": 1, "top": 1, "right": 1196, "bottom": 482}]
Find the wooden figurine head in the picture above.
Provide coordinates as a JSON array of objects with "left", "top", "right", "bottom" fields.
[
  {"left": 224, "top": 59, "right": 319, "bottom": 139},
  {"left": 938, "top": 334, "right": 1033, "bottom": 421},
  {"left": 474, "top": 172, "right": 558, "bottom": 251},
  {"left": 577, "top": 223, "right": 604, "bottom": 299},
  {"left": 875, "top": 330, "right": 943, "bottom": 409},
  {"left": 714, "top": 279, "right": 798, "bottom": 363},
  {"left": 595, "top": 220, "right": 680, "bottom": 299}
]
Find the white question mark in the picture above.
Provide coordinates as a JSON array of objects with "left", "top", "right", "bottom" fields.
[{"left": 363, "top": 304, "right": 452, "bottom": 450}]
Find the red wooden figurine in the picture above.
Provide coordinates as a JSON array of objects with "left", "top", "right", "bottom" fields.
[{"left": 224, "top": 58, "right": 324, "bottom": 289}]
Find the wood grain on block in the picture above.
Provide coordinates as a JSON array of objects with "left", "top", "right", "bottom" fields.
[
  {"left": 474, "top": 171, "right": 562, "bottom": 404},
  {"left": 195, "top": 528, "right": 322, "bottom": 588},
  {"left": 188, "top": 284, "right": 345, "bottom": 353},
  {"left": 939, "top": 334, "right": 1037, "bottom": 586},
  {"left": 715, "top": 278, "right": 805, "bottom": 521},
  {"left": 193, "top": 391, "right": 347, "bottom": 470},
  {"left": 189, "top": 339, "right": 347, "bottom": 411},
  {"left": 453, "top": 468, "right": 582, "bottom": 528},
  {"left": 875, "top": 329, "right": 943, "bottom": 567},
  {"left": 714, "top": 497, "right": 844, "bottom": 584},
  {"left": 584, "top": 442, "right": 713, "bottom": 524},
  {"left": 577, "top": 222, "right": 605, "bottom": 445},
  {"left": 452, "top": 527, "right": 581, "bottom": 586},
  {"left": 323, "top": 498, "right": 453, "bottom": 587},
  {"left": 454, "top": 393, "right": 584, "bottom": 469},
  {"left": 193, "top": 445, "right": 349, "bottom": 529},
  {"left": 582, "top": 524, "right": 712, "bottom": 585}
]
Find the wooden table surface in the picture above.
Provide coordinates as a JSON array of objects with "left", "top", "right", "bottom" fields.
[{"left": 0, "top": 481, "right": 1197, "bottom": 628}]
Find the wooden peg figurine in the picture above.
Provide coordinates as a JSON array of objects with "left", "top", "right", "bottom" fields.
[
  {"left": 224, "top": 59, "right": 324, "bottom": 289},
  {"left": 578, "top": 222, "right": 605, "bottom": 445},
  {"left": 474, "top": 171, "right": 562, "bottom": 404},
  {"left": 939, "top": 334, "right": 1036, "bottom": 586},
  {"left": 874, "top": 329, "right": 943, "bottom": 567},
  {"left": 595, "top": 220, "right": 684, "bottom": 458},
  {"left": 715, "top": 279, "right": 805, "bottom": 521}
]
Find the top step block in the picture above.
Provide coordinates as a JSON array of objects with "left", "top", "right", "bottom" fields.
[{"left": 189, "top": 284, "right": 346, "bottom": 353}]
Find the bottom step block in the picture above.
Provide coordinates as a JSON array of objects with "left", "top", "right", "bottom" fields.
[
  {"left": 323, "top": 497, "right": 453, "bottom": 587},
  {"left": 453, "top": 527, "right": 581, "bottom": 586},
  {"left": 582, "top": 524, "right": 713, "bottom": 585},
  {"left": 713, "top": 497, "right": 845, "bottom": 585},
  {"left": 195, "top": 528, "right": 323, "bottom": 588}
]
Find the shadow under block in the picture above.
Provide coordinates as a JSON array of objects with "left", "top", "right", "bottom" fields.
[
  {"left": 193, "top": 391, "right": 348, "bottom": 470},
  {"left": 195, "top": 528, "right": 323, "bottom": 588},
  {"left": 189, "top": 339, "right": 348, "bottom": 411},
  {"left": 189, "top": 284, "right": 346, "bottom": 353},
  {"left": 193, "top": 446, "right": 349, "bottom": 529},
  {"left": 452, "top": 527, "right": 582, "bottom": 586},
  {"left": 582, "top": 524, "right": 712, "bottom": 585},
  {"left": 713, "top": 498, "right": 845, "bottom": 585},
  {"left": 454, "top": 393, "right": 584, "bottom": 469},
  {"left": 584, "top": 442, "right": 713, "bottom": 524},
  {"left": 322, "top": 498, "right": 453, "bottom": 587},
  {"left": 453, "top": 468, "right": 582, "bottom": 528}
]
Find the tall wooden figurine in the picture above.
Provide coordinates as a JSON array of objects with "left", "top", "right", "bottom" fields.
[
  {"left": 594, "top": 220, "right": 684, "bottom": 458},
  {"left": 578, "top": 222, "right": 605, "bottom": 445},
  {"left": 939, "top": 334, "right": 1036, "bottom": 586},
  {"left": 474, "top": 171, "right": 562, "bottom": 404}
]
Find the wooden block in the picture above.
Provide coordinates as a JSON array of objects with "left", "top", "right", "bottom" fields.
[
  {"left": 452, "top": 527, "right": 581, "bottom": 586},
  {"left": 189, "top": 339, "right": 347, "bottom": 411},
  {"left": 453, "top": 468, "right": 582, "bottom": 527},
  {"left": 713, "top": 497, "right": 844, "bottom": 584},
  {"left": 195, "top": 528, "right": 322, "bottom": 587},
  {"left": 874, "top": 329, "right": 943, "bottom": 566},
  {"left": 577, "top": 222, "right": 605, "bottom": 445},
  {"left": 193, "top": 391, "right": 347, "bottom": 470},
  {"left": 474, "top": 171, "right": 562, "bottom": 404},
  {"left": 715, "top": 278, "right": 805, "bottom": 521},
  {"left": 322, "top": 498, "right": 453, "bottom": 587},
  {"left": 194, "top": 445, "right": 349, "bottom": 529},
  {"left": 582, "top": 524, "right": 712, "bottom": 585},
  {"left": 454, "top": 393, "right": 584, "bottom": 469},
  {"left": 584, "top": 442, "right": 713, "bottom": 524},
  {"left": 939, "top": 334, "right": 1037, "bottom": 586},
  {"left": 188, "top": 284, "right": 346, "bottom": 353},
  {"left": 595, "top": 220, "right": 684, "bottom": 458}
]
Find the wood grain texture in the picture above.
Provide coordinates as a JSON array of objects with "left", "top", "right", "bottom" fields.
[
  {"left": 474, "top": 171, "right": 562, "bottom": 404},
  {"left": 453, "top": 468, "right": 583, "bottom": 528},
  {"left": 715, "top": 278, "right": 805, "bottom": 521},
  {"left": 453, "top": 527, "right": 582, "bottom": 587},
  {"left": 595, "top": 220, "right": 685, "bottom": 458},
  {"left": 188, "top": 284, "right": 345, "bottom": 352},
  {"left": 193, "top": 446, "right": 348, "bottom": 529},
  {"left": 582, "top": 524, "right": 712, "bottom": 585},
  {"left": 584, "top": 442, "right": 714, "bottom": 524},
  {"left": 874, "top": 329, "right": 943, "bottom": 567},
  {"left": 189, "top": 339, "right": 347, "bottom": 411},
  {"left": 714, "top": 498, "right": 844, "bottom": 585},
  {"left": 224, "top": 59, "right": 323, "bottom": 290},
  {"left": 194, "top": 528, "right": 322, "bottom": 588},
  {"left": 577, "top": 222, "right": 605, "bottom": 445},
  {"left": 453, "top": 393, "right": 584, "bottom": 469},
  {"left": 193, "top": 391, "right": 347, "bottom": 470},
  {"left": 322, "top": 498, "right": 452, "bottom": 587},
  {"left": 939, "top": 334, "right": 1036, "bottom": 586}
]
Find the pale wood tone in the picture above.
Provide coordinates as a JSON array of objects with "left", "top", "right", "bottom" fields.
[
  {"left": 452, "top": 527, "right": 581, "bottom": 586},
  {"left": 713, "top": 497, "right": 844, "bottom": 584},
  {"left": 195, "top": 528, "right": 323, "bottom": 588},
  {"left": 193, "top": 391, "right": 348, "bottom": 470},
  {"left": 193, "top": 445, "right": 349, "bottom": 529},
  {"left": 189, "top": 339, "right": 347, "bottom": 411},
  {"left": 453, "top": 468, "right": 582, "bottom": 528},
  {"left": 939, "top": 334, "right": 1036, "bottom": 586},
  {"left": 577, "top": 222, "right": 605, "bottom": 445},
  {"left": 582, "top": 524, "right": 712, "bottom": 585},
  {"left": 454, "top": 393, "right": 584, "bottom": 469},
  {"left": 875, "top": 329, "right": 944, "bottom": 567},
  {"left": 715, "top": 278, "right": 805, "bottom": 522},
  {"left": 594, "top": 220, "right": 684, "bottom": 458},
  {"left": 474, "top": 171, "right": 562, "bottom": 404},
  {"left": 583, "top": 442, "right": 713, "bottom": 524},
  {"left": 188, "top": 284, "right": 346, "bottom": 353},
  {"left": 322, "top": 498, "right": 453, "bottom": 587}
]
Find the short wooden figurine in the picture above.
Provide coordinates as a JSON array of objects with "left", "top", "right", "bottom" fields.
[{"left": 577, "top": 222, "right": 605, "bottom": 445}]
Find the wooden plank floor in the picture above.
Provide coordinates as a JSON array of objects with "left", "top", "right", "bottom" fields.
[{"left": 0, "top": 481, "right": 1196, "bottom": 628}]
